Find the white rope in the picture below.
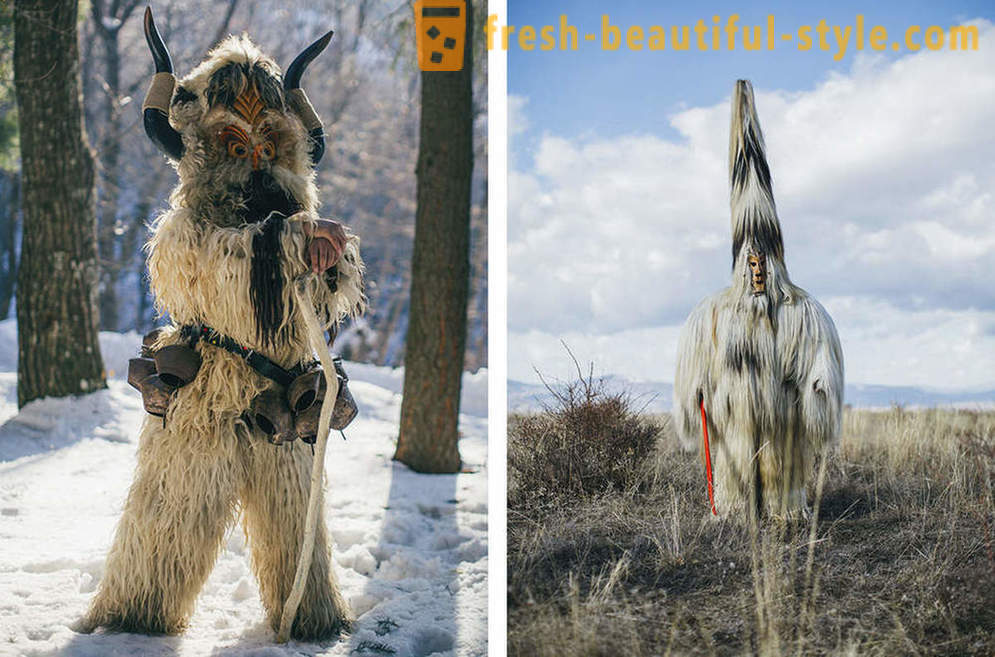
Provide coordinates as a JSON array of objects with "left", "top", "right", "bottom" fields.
[{"left": 276, "top": 276, "right": 340, "bottom": 643}]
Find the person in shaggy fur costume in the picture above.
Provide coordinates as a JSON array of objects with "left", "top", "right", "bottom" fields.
[
  {"left": 673, "top": 80, "right": 843, "bottom": 520},
  {"left": 78, "top": 9, "right": 365, "bottom": 640}
]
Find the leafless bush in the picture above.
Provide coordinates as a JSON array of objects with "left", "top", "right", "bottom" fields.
[{"left": 508, "top": 353, "right": 659, "bottom": 516}]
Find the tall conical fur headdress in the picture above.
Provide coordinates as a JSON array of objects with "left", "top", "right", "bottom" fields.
[{"left": 728, "top": 80, "right": 783, "bottom": 267}]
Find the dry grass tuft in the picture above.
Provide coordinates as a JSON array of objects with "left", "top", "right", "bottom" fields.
[{"left": 508, "top": 386, "right": 995, "bottom": 657}]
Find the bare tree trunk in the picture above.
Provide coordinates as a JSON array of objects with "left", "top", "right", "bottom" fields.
[
  {"left": 90, "top": 0, "right": 142, "bottom": 331},
  {"left": 14, "top": 0, "right": 106, "bottom": 407},
  {"left": 210, "top": 0, "right": 241, "bottom": 47},
  {"left": 394, "top": 2, "right": 473, "bottom": 473},
  {"left": 0, "top": 171, "right": 19, "bottom": 319},
  {"left": 0, "top": 3, "right": 19, "bottom": 321},
  {"left": 95, "top": 24, "right": 121, "bottom": 331}
]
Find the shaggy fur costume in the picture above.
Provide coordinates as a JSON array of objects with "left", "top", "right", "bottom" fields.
[
  {"left": 674, "top": 81, "right": 843, "bottom": 519},
  {"left": 82, "top": 36, "right": 364, "bottom": 639}
]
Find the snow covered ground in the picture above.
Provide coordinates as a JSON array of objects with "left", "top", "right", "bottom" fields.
[{"left": 0, "top": 320, "right": 488, "bottom": 657}]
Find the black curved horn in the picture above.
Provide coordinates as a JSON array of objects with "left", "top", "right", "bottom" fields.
[
  {"left": 144, "top": 7, "right": 173, "bottom": 74},
  {"left": 284, "top": 30, "right": 334, "bottom": 91},
  {"left": 142, "top": 7, "right": 184, "bottom": 160},
  {"left": 285, "top": 30, "right": 333, "bottom": 165},
  {"left": 143, "top": 110, "right": 183, "bottom": 161}
]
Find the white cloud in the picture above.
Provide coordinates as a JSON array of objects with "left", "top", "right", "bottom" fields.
[
  {"left": 510, "top": 299, "right": 995, "bottom": 391},
  {"left": 509, "top": 20, "right": 995, "bottom": 388},
  {"left": 508, "top": 94, "right": 530, "bottom": 139},
  {"left": 508, "top": 325, "right": 684, "bottom": 384},
  {"left": 822, "top": 297, "right": 995, "bottom": 390}
]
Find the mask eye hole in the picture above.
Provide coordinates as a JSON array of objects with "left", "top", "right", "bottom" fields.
[
  {"left": 219, "top": 125, "right": 251, "bottom": 159},
  {"left": 258, "top": 142, "right": 276, "bottom": 161}
]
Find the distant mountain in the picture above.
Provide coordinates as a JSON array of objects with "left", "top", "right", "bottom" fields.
[
  {"left": 508, "top": 376, "right": 995, "bottom": 414},
  {"left": 843, "top": 383, "right": 995, "bottom": 409}
]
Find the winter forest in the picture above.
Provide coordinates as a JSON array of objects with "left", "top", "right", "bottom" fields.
[{"left": 0, "top": 0, "right": 488, "bottom": 372}]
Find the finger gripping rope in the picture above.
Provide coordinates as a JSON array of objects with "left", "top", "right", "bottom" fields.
[{"left": 700, "top": 399, "right": 717, "bottom": 516}]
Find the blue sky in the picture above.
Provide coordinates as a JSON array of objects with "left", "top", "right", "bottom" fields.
[
  {"left": 510, "top": 0, "right": 994, "bottom": 160},
  {"left": 506, "top": 1, "right": 995, "bottom": 394}
]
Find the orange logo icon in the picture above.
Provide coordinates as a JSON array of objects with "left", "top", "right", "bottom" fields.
[{"left": 414, "top": 0, "right": 466, "bottom": 71}]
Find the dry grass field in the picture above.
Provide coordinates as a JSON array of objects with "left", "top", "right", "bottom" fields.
[{"left": 507, "top": 377, "right": 995, "bottom": 656}]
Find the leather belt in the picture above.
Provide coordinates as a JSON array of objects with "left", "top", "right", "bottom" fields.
[{"left": 179, "top": 324, "right": 314, "bottom": 388}]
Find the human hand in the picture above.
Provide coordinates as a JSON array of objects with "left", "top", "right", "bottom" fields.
[{"left": 306, "top": 219, "right": 347, "bottom": 273}]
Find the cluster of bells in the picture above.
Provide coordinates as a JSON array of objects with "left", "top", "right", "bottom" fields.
[{"left": 127, "top": 330, "right": 358, "bottom": 445}]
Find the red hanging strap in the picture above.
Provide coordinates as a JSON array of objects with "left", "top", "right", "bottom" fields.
[{"left": 700, "top": 398, "right": 717, "bottom": 516}]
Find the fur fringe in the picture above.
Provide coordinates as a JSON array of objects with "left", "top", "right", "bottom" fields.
[
  {"left": 674, "top": 79, "right": 843, "bottom": 519},
  {"left": 674, "top": 281, "right": 843, "bottom": 517},
  {"left": 83, "top": 416, "right": 351, "bottom": 637}
]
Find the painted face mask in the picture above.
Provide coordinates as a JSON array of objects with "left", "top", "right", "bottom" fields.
[
  {"left": 748, "top": 251, "right": 766, "bottom": 294},
  {"left": 141, "top": 8, "right": 329, "bottom": 170}
]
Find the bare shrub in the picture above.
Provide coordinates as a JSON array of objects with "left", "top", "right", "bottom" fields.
[{"left": 508, "top": 356, "right": 659, "bottom": 515}]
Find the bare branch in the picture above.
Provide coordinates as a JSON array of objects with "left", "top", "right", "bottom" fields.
[
  {"left": 90, "top": 0, "right": 109, "bottom": 37},
  {"left": 118, "top": 0, "right": 143, "bottom": 27},
  {"left": 210, "top": 0, "right": 241, "bottom": 48}
]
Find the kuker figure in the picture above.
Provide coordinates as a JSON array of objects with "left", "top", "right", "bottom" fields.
[
  {"left": 79, "top": 9, "right": 364, "bottom": 639},
  {"left": 674, "top": 80, "right": 843, "bottom": 519}
]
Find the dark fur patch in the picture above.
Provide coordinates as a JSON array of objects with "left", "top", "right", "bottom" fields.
[
  {"left": 241, "top": 170, "right": 301, "bottom": 348},
  {"left": 753, "top": 433, "right": 764, "bottom": 517},
  {"left": 172, "top": 86, "right": 198, "bottom": 105},
  {"left": 730, "top": 111, "right": 784, "bottom": 267},
  {"left": 235, "top": 170, "right": 301, "bottom": 225},
  {"left": 324, "top": 266, "right": 339, "bottom": 293},
  {"left": 206, "top": 62, "right": 245, "bottom": 110},
  {"left": 730, "top": 123, "right": 771, "bottom": 197},
  {"left": 251, "top": 62, "right": 286, "bottom": 113},
  {"left": 725, "top": 342, "right": 762, "bottom": 374},
  {"left": 206, "top": 61, "right": 285, "bottom": 114},
  {"left": 250, "top": 213, "right": 290, "bottom": 347},
  {"left": 732, "top": 210, "right": 784, "bottom": 266}
]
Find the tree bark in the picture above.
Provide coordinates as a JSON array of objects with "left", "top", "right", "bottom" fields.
[
  {"left": 394, "top": 1, "right": 473, "bottom": 473},
  {"left": 14, "top": 0, "right": 106, "bottom": 407}
]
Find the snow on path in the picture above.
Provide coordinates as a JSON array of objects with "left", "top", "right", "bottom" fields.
[{"left": 0, "top": 325, "right": 487, "bottom": 657}]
